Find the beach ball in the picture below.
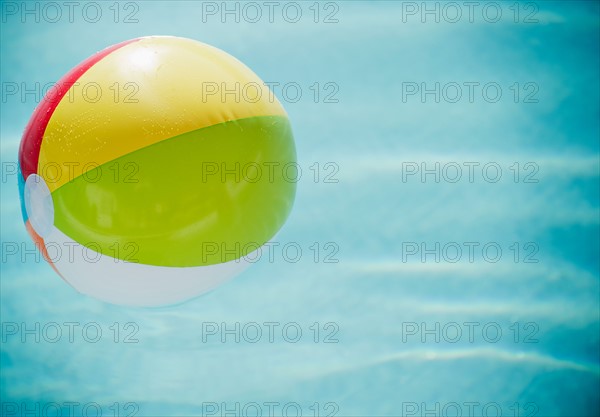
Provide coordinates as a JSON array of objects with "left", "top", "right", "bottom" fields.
[{"left": 18, "top": 36, "right": 296, "bottom": 306}]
